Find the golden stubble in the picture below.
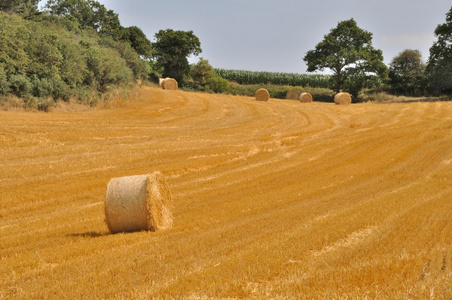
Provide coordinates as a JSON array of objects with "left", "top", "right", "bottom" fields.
[{"left": 1, "top": 87, "right": 452, "bottom": 298}]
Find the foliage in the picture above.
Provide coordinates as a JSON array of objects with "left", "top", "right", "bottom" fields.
[
  {"left": 427, "top": 5, "right": 452, "bottom": 94},
  {"left": 207, "top": 75, "right": 230, "bottom": 94},
  {"left": 303, "top": 18, "right": 388, "bottom": 99},
  {"left": 191, "top": 58, "right": 215, "bottom": 86},
  {"left": 147, "top": 60, "right": 163, "bottom": 84},
  {"left": 0, "top": 0, "right": 40, "bottom": 19},
  {"left": 190, "top": 58, "right": 230, "bottom": 93},
  {"left": 44, "top": 0, "right": 122, "bottom": 37},
  {"left": 122, "top": 26, "right": 152, "bottom": 58},
  {"left": 214, "top": 68, "right": 331, "bottom": 88},
  {"left": 82, "top": 44, "right": 133, "bottom": 91},
  {"left": 44, "top": 0, "right": 153, "bottom": 58},
  {"left": 0, "top": 11, "right": 145, "bottom": 107},
  {"left": 98, "top": 35, "right": 150, "bottom": 81},
  {"left": 152, "top": 29, "right": 202, "bottom": 85},
  {"left": 389, "top": 49, "right": 426, "bottom": 96}
]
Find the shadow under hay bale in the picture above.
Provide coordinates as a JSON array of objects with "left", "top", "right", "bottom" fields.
[
  {"left": 105, "top": 172, "right": 173, "bottom": 234},
  {"left": 161, "top": 78, "right": 178, "bottom": 90},
  {"left": 255, "top": 88, "right": 270, "bottom": 101},
  {"left": 286, "top": 89, "right": 300, "bottom": 100},
  {"left": 299, "top": 92, "right": 313, "bottom": 103},
  {"left": 334, "top": 92, "right": 352, "bottom": 105}
]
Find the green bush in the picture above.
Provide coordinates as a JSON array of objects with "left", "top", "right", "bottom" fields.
[
  {"left": 0, "top": 11, "right": 148, "bottom": 107},
  {"left": 0, "top": 66, "right": 10, "bottom": 95},
  {"left": 31, "top": 76, "right": 53, "bottom": 98},
  {"left": 9, "top": 74, "right": 32, "bottom": 97},
  {"left": 207, "top": 76, "right": 229, "bottom": 93}
]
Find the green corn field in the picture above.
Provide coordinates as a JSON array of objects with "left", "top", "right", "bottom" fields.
[{"left": 214, "top": 68, "right": 332, "bottom": 88}]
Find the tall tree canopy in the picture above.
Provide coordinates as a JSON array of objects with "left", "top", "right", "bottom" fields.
[
  {"left": 0, "top": 0, "right": 40, "bottom": 19},
  {"left": 303, "top": 18, "right": 388, "bottom": 99},
  {"left": 152, "top": 29, "right": 201, "bottom": 85},
  {"left": 427, "top": 5, "right": 452, "bottom": 94},
  {"left": 45, "top": 0, "right": 122, "bottom": 37},
  {"left": 389, "top": 49, "right": 426, "bottom": 95},
  {"left": 122, "top": 26, "right": 152, "bottom": 59},
  {"left": 44, "top": 0, "right": 152, "bottom": 59}
]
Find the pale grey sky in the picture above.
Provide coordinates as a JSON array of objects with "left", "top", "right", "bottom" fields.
[{"left": 40, "top": 1, "right": 451, "bottom": 73}]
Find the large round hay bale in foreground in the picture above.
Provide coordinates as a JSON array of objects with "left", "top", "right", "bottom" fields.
[
  {"left": 105, "top": 172, "right": 173, "bottom": 233},
  {"left": 286, "top": 89, "right": 300, "bottom": 100},
  {"left": 334, "top": 92, "right": 352, "bottom": 105},
  {"left": 299, "top": 92, "right": 313, "bottom": 103},
  {"left": 162, "top": 78, "right": 178, "bottom": 90},
  {"left": 255, "top": 88, "right": 270, "bottom": 101}
]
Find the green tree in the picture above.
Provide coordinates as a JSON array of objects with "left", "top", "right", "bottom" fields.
[
  {"left": 122, "top": 26, "right": 152, "bottom": 59},
  {"left": 0, "top": 0, "right": 39, "bottom": 13},
  {"left": 82, "top": 42, "right": 133, "bottom": 91},
  {"left": 0, "top": 0, "right": 40, "bottom": 20},
  {"left": 45, "top": 1, "right": 152, "bottom": 60},
  {"left": 389, "top": 49, "right": 426, "bottom": 95},
  {"left": 152, "top": 29, "right": 201, "bottom": 85},
  {"left": 303, "top": 18, "right": 388, "bottom": 99},
  {"left": 45, "top": 0, "right": 122, "bottom": 38},
  {"left": 191, "top": 58, "right": 214, "bottom": 86},
  {"left": 98, "top": 35, "right": 150, "bottom": 80},
  {"left": 427, "top": 5, "right": 452, "bottom": 94},
  {"left": 0, "top": 13, "right": 30, "bottom": 76},
  {"left": 190, "top": 58, "right": 229, "bottom": 93}
]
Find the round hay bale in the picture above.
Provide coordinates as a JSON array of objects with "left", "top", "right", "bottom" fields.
[
  {"left": 162, "top": 78, "right": 178, "bottom": 90},
  {"left": 286, "top": 89, "right": 300, "bottom": 100},
  {"left": 255, "top": 88, "right": 270, "bottom": 101},
  {"left": 334, "top": 92, "right": 352, "bottom": 105},
  {"left": 299, "top": 92, "right": 313, "bottom": 103},
  {"left": 105, "top": 172, "right": 173, "bottom": 233},
  {"left": 158, "top": 78, "right": 165, "bottom": 88}
]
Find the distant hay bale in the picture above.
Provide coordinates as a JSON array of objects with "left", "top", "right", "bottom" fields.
[
  {"left": 105, "top": 172, "right": 173, "bottom": 234},
  {"left": 255, "top": 88, "right": 270, "bottom": 101},
  {"left": 162, "top": 78, "right": 178, "bottom": 90},
  {"left": 334, "top": 92, "right": 352, "bottom": 105},
  {"left": 286, "top": 89, "right": 300, "bottom": 100},
  {"left": 299, "top": 92, "right": 313, "bottom": 103},
  {"left": 158, "top": 78, "right": 165, "bottom": 88}
]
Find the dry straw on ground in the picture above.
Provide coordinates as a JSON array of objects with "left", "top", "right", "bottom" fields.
[
  {"left": 161, "top": 78, "right": 178, "bottom": 90},
  {"left": 299, "top": 92, "right": 313, "bottom": 103},
  {"left": 334, "top": 92, "right": 352, "bottom": 105},
  {"left": 105, "top": 172, "right": 173, "bottom": 233},
  {"left": 255, "top": 88, "right": 270, "bottom": 101},
  {"left": 286, "top": 89, "right": 300, "bottom": 100}
]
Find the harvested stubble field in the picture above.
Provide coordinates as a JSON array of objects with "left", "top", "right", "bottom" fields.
[{"left": 1, "top": 86, "right": 452, "bottom": 299}]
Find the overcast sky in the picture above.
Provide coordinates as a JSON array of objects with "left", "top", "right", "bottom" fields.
[{"left": 40, "top": 1, "right": 451, "bottom": 73}]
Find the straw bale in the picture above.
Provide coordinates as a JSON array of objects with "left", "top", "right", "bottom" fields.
[
  {"left": 162, "top": 78, "right": 178, "bottom": 90},
  {"left": 255, "top": 88, "right": 270, "bottom": 101},
  {"left": 105, "top": 172, "right": 173, "bottom": 233},
  {"left": 158, "top": 78, "right": 165, "bottom": 88},
  {"left": 334, "top": 92, "right": 352, "bottom": 105},
  {"left": 286, "top": 89, "right": 300, "bottom": 100},
  {"left": 299, "top": 92, "right": 313, "bottom": 103}
]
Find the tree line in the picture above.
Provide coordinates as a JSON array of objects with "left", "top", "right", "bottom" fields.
[
  {"left": 0, "top": 0, "right": 202, "bottom": 108},
  {"left": 1, "top": 1, "right": 451, "bottom": 108},
  {"left": 303, "top": 11, "right": 452, "bottom": 99}
]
